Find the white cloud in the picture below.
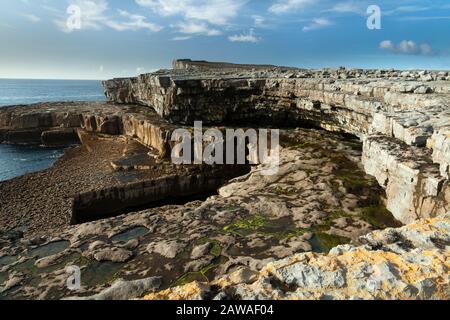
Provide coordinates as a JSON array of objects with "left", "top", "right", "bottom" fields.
[
  {"left": 228, "top": 28, "right": 260, "bottom": 43},
  {"left": 379, "top": 40, "right": 394, "bottom": 50},
  {"left": 328, "top": 1, "right": 364, "bottom": 14},
  {"left": 171, "top": 36, "right": 193, "bottom": 41},
  {"left": 398, "top": 16, "right": 450, "bottom": 21},
  {"left": 419, "top": 43, "right": 433, "bottom": 55},
  {"left": 385, "top": 5, "right": 432, "bottom": 15},
  {"left": 174, "top": 21, "right": 222, "bottom": 36},
  {"left": 22, "top": 13, "right": 41, "bottom": 23},
  {"left": 136, "top": 0, "right": 245, "bottom": 25},
  {"left": 55, "top": 0, "right": 161, "bottom": 33},
  {"left": 302, "top": 18, "right": 332, "bottom": 32},
  {"left": 136, "top": 0, "right": 245, "bottom": 38},
  {"left": 64, "top": 0, "right": 109, "bottom": 31},
  {"left": 379, "top": 40, "right": 434, "bottom": 55},
  {"left": 269, "top": 0, "right": 314, "bottom": 14},
  {"left": 105, "top": 10, "right": 162, "bottom": 32}
]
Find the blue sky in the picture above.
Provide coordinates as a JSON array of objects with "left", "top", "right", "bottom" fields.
[{"left": 0, "top": 0, "right": 449, "bottom": 79}]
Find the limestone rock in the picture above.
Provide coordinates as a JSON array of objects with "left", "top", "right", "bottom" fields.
[
  {"left": 93, "top": 247, "right": 134, "bottom": 263},
  {"left": 147, "top": 240, "right": 185, "bottom": 259},
  {"left": 191, "top": 243, "right": 212, "bottom": 260},
  {"left": 144, "top": 213, "right": 450, "bottom": 300},
  {"left": 1, "top": 61, "right": 449, "bottom": 301},
  {"left": 362, "top": 135, "right": 448, "bottom": 223},
  {"left": 102, "top": 61, "right": 450, "bottom": 224},
  {"left": 68, "top": 277, "right": 162, "bottom": 300},
  {"left": 0, "top": 275, "right": 22, "bottom": 294},
  {"left": 228, "top": 267, "right": 259, "bottom": 285}
]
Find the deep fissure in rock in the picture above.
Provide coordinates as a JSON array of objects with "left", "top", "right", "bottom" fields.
[{"left": 71, "top": 165, "right": 251, "bottom": 224}]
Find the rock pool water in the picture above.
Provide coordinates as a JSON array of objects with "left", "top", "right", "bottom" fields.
[
  {"left": 28, "top": 241, "right": 70, "bottom": 259},
  {"left": 111, "top": 227, "right": 150, "bottom": 243}
]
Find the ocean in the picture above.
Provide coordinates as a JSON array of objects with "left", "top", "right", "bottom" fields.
[
  {"left": 0, "top": 79, "right": 105, "bottom": 182},
  {"left": 0, "top": 79, "right": 105, "bottom": 107},
  {"left": 0, "top": 144, "right": 67, "bottom": 182}
]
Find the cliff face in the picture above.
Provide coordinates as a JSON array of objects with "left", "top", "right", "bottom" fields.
[
  {"left": 103, "top": 62, "right": 450, "bottom": 225},
  {"left": 0, "top": 102, "right": 176, "bottom": 156},
  {"left": 172, "top": 59, "right": 278, "bottom": 71}
]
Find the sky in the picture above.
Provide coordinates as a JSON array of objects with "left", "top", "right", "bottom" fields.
[{"left": 0, "top": 0, "right": 449, "bottom": 80}]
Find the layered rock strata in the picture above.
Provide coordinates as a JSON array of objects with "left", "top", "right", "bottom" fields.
[
  {"left": 0, "top": 102, "right": 177, "bottom": 156},
  {"left": 172, "top": 59, "right": 279, "bottom": 71},
  {"left": 363, "top": 136, "right": 450, "bottom": 224},
  {"left": 103, "top": 61, "right": 450, "bottom": 224}
]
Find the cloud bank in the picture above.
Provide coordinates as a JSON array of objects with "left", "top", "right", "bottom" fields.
[{"left": 380, "top": 40, "right": 434, "bottom": 55}]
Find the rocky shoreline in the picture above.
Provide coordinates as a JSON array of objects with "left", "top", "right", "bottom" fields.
[{"left": 0, "top": 60, "right": 449, "bottom": 300}]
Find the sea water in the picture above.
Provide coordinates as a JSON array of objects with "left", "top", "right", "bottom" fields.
[{"left": 0, "top": 79, "right": 104, "bottom": 181}]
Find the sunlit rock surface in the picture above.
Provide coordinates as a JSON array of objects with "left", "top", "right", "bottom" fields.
[
  {"left": 103, "top": 60, "right": 450, "bottom": 224},
  {"left": 144, "top": 213, "right": 450, "bottom": 300}
]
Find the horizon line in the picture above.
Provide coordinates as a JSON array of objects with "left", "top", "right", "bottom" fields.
[
  {"left": 0, "top": 77, "right": 106, "bottom": 81},
  {"left": 1, "top": 63, "right": 449, "bottom": 81}
]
